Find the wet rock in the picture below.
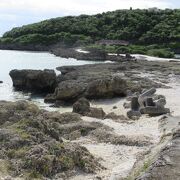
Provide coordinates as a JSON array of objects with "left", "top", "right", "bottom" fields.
[
  {"left": 0, "top": 81, "right": 3, "bottom": 83},
  {"left": 85, "top": 76, "right": 127, "bottom": 98},
  {"left": 54, "top": 81, "right": 85, "bottom": 101},
  {"left": 9, "top": 69, "right": 57, "bottom": 93}
]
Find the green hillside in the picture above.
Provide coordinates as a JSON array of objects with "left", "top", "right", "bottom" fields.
[{"left": 0, "top": 8, "right": 180, "bottom": 57}]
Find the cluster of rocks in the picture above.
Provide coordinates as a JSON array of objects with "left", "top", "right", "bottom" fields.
[
  {"left": 9, "top": 62, "right": 170, "bottom": 106},
  {"left": 0, "top": 101, "right": 103, "bottom": 179},
  {"left": 124, "top": 88, "right": 170, "bottom": 119},
  {"left": 72, "top": 97, "right": 128, "bottom": 121}
]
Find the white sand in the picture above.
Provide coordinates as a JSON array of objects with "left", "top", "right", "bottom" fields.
[
  {"left": 108, "top": 53, "right": 180, "bottom": 62},
  {"left": 70, "top": 94, "right": 162, "bottom": 179}
]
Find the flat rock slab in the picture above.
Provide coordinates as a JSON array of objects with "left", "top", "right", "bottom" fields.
[{"left": 137, "top": 128, "right": 180, "bottom": 180}]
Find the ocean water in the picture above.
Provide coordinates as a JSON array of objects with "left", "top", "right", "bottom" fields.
[{"left": 0, "top": 50, "right": 100, "bottom": 108}]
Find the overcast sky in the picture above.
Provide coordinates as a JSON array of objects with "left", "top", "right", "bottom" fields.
[{"left": 0, "top": 0, "right": 179, "bottom": 36}]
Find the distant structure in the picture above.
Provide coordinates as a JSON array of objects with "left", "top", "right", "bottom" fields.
[
  {"left": 96, "top": 40, "right": 129, "bottom": 46},
  {"left": 148, "top": 7, "right": 161, "bottom": 12}
]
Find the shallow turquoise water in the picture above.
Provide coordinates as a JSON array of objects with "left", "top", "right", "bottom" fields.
[{"left": 0, "top": 50, "right": 100, "bottom": 106}]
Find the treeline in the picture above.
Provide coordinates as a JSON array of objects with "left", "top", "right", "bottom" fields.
[{"left": 0, "top": 8, "right": 180, "bottom": 57}]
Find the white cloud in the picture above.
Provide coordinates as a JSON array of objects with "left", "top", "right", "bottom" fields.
[
  {"left": 0, "top": 0, "right": 178, "bottom": 36},
  {"left": 0, "top": 0, "right": 175, "bottom": 15}
]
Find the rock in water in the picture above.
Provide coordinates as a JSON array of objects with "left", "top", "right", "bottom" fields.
[{"left": 9, "top": 69, "right": 57, "bottom": 93}]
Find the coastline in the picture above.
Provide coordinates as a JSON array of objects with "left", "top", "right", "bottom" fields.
[
  {"left": 0, "top": 50, "right": 180, "bottom": 179},
  {"left": 0, "top": 45, "right": 179, "bottom": 62}
]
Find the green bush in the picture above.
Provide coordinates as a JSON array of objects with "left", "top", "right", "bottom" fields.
[{"left": 147, "top": 49, "right": 175, "bottom": 58}]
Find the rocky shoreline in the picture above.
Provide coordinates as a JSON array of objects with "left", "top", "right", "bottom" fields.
[
  {"left": 10, "top": 60, "right": 178, "bottom": 107},
  {"left": 0, "top": 97, "right": 179, "bottom": 179},
  {"left": 0, "top": 43, "right": 136, "bottom": 62},
  {"left": 51, "top": 47, "right": 136, "bottom": 61},
  {"left": 1, "top": 58, "right": 180, "bottom": 179}
]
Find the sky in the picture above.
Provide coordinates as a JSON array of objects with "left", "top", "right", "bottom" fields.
[{"left": 0, "top": 0, "right": 179, "bottom": 36}]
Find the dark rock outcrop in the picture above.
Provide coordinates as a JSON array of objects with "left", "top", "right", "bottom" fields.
[
  {"left": 0, "top": 81, "right": 3, "bottom": 83},
  {"left": 44, "top": 63, "right": 131, "bottom": 103},
  {"left": 73, "top": 98, "right": 106, "bottom": 119},
  {"left": 9, "top": 69, "right": 57, "bottom": 93}
]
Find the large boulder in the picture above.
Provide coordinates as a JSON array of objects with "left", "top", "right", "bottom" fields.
[
  {"left": 9, "top": 69, "right": 57, "bottom": 93},
  {"left": 0, "top": 81, "right": 3, "bottom": 83},
  {"left": 85, "top": 76, "right": 127, "bottom": 98}
]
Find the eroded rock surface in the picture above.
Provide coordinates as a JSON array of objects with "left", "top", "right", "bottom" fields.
[
  {"left": 0, "top": 101, "right": 103, "bottom": 179},
  {"left": 45, "top": 62, "right": 168, "bottom": 104},
  {"left": 9, "top": 69, "right": 57, "bottom": 93},
  {"left": 137, "top": 128, "right": 180, "bottom": 180}
]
